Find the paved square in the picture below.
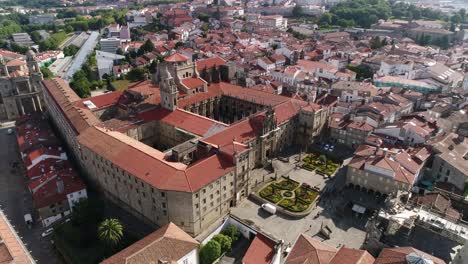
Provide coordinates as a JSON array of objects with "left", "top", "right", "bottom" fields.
[{"left": 233, "top": 158, "right": 367, "bottom": 249}]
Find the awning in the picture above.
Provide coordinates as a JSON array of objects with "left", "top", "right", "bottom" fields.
[{"left": 352, "top": 204, "right": 366, "bottom": 214}]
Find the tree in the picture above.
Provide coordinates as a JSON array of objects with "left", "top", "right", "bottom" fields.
[
  {"left": 70, "top": 70, "right": 92, "bottom": 98},
  {"left": 318, "top": 13, "right": 333, "bottom": 26},
  {"left": 126, "top": 67, "right": 148, "bottom": 82},
  {"left": 451, "top": 14, "right": 462, "bottom": 25},
  {"left": 139, "top": 39, "right": 154, "bottom": 54},
  {"left": 40, "top": 67, "right": 53, "bottom": 79},
  {"left": 98, "top": 218, "right": 124, "bottom": 246},
  {"left": 459, "top": 8, "right": 466, "bottom": 22},
  {"left": 370, "top": 36, "right": 382, "bottom": 49},
  {"left": 63, "top": 45, "right": 79, "bottom": 57},
  {"left": 222, "top": 225, "right": 240, "bottom": 243},
  {"left": 292, "top": 5, "right": 304, "bottom": 18},
  {"left": 200, "top": 240, "right": 221, "bottom": 264},
  {"left": 347, "top": 64, "right": 374, "bottom": 80},
  {"left": 212, "top": 234, "right": 232, "bottom": 252}
]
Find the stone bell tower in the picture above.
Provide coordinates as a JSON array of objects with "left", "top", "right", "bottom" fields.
[{"left": 159, "top": 64, "right": 178, "bottom": 111}]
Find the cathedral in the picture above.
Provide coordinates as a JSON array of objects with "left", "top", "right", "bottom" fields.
[{"left": 0, "top": 50, "right": 43, "bottom": 120}]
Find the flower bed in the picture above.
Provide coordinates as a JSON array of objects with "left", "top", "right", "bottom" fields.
[
  {"left": 272, "top": 179, "right": 299, "bottom": 191},
  {"left": 295, "top": 186, "right": 319, "bottom": 204},
  {"left": 258, "top": 178, "right": 316, "bottom": 213},
  {"left": 259, "top": 185, "right": 282, "bottom": 204},
  {"left": 302, "top": 153, "right": 340, "bottom": 176},
  {"left": 278, "top": 198, "right": 310, "bottom": 212}
]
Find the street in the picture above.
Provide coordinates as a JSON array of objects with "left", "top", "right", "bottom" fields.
[{"left": 0, "top": 125, "right": 63, "bottom": 264}]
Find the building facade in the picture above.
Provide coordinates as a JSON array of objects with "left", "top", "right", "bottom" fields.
[
  {"left": 0, "top": 50, "right": 44, "bottom": 120},
  {"left": 41, "top": 53, "right": 331, "bottom": 236}
]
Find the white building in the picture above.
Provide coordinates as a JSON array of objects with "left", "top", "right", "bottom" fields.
[{"left": 99, "top": 38, "right": 122, "bottom": 54}]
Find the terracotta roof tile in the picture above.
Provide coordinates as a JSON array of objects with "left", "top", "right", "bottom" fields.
[
  {"left": 286, "top": 234, "right": 337, "bottom": 264},
  {"left": 101, "top": 222, "right": 199, "bottom": 264},
  {"left": 196, "top": 57, "right": 227, "bottom": 71},
  {"left": 0, "top": 211, "right": 34, "bottom": 263},
  {"left": 164, "top": 53, "right": 189, "bottom": 62},
  {"left": 42, "top": 78, "right": 99, "bottom": 134},
  {"left": 242, "top": 234, "right": 277, "bottom": 264},
  {"left": 330, "top": 247, "right": 375, "bottom": 264},
  {"left": 78, "top": 126, "right": 234, "bottom": 192},
  {"left": 138, "top": 108, "right": 228, "bottom": 137},
  {"left": 181, "top": 77, "right": 206, "bottom": 89},
  {"left": 375, "top": 247, "right": 445, "bottom": 264}
]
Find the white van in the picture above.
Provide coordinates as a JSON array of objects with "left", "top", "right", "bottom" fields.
[{"left": 261, "top": 203, "right": 277, "bottom": 214}]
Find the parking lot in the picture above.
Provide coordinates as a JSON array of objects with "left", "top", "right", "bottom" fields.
[
  {"left": 0, "top": 124, "right": 63, "bottom": 263},
  {"left": 232, "top": 157, "right": 368, "bottom": 249}
]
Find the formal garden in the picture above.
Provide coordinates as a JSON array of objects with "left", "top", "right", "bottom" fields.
[
  {"left": 302, "top": 153, "right": 340, "bottom": 176},
  {"left": 259, "top": 178, "right": 319, "bottom": 213}
]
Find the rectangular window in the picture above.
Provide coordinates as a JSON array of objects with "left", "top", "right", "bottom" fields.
[
  {"left": 162, "top": 202, "right": 166, "bottom": 208},
  {"left": 161, "top": 192, "right": 166, "bottom": 197}
]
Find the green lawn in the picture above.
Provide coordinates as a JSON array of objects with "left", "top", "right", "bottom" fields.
[
  {"left": 111, "top": 80, "right": 131, "bottom": 91},
  {"left": 303, "top": 153, "right": 340, "bottom": 176}
]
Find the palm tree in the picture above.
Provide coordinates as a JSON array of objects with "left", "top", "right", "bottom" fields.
[{"left": 98, "top": 218, "right": 124, "bottom": 246}]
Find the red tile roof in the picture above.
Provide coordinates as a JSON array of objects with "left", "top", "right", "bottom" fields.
[
  {"left": 216, "top": 82, "right": 291, "bottom": 106},
  {"left": 29, "top": 168, "right": 86, "bottom": 209},
  {"left": 75, "top": 91, "right": 124, "bottom": 110},
  {"left": 286, "top": 234, "right": 337, "bottom": 264},
  {"left": 242, "top": 234, "right": 277, "bottom": 264},
  {"left": 164, "top": 53, "right": 189, "bottom": 62},
  {"left": 42, "top": 78, "right": 99, "bottom": 134},
  {"left": 330, "top": 247, "right": 375, "bottom": 264},
  {"left": 138, "top": 108, "right": 228, "bottom": 137},
  {"left": 375, "top": 247, "right": 445, "bottom": 264},
  {"left": 181, "top": 77, "right": 206, "bottom": 89},
  {"left": 101, "top": 222, "right": 199, "bottom": 264},
  {"left": 77, "top": 126, "right": 234, "bottom": 192},
  {"left": 203, "top": 115, "right": 264, "bottom": 146},
  {"left": 196, "top": 57, "right": 227, "bottom": 71},
  {"left": 0, "top": 211, "right": 34, "bottom": 263}
]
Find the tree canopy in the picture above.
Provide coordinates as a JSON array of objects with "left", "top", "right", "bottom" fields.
[{"left": 200, "top": 240, "right": 222, "bottom": 264}]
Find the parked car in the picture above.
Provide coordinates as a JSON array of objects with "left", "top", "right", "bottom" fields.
[
  {"left": 41, "top": 228, "right": 54, "bottom": 238},
  {"left": 329, "top": 145, "right": 335, "bottom": 152},
  {"left": 7, "top": 128, "right": 13, "bottom": 135},
  {"left": 24, "top": 214, "right": 32, "bottom": 229},
  {"left": 324, "top": 144, "right": 330, "bottom": 151},
  {"left": 261, "top": 203, "right": 277, "bottom": 214}
]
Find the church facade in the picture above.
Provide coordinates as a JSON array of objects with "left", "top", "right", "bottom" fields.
[{"left": 0, "top": 50, "right": 43, "bottom": 120}]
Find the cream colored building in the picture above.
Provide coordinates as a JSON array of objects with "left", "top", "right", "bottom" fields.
[
  {"left": 40, "top": 54, "right": 332, "bottom": 236},
  {"left": 346, "top": 145, "right": 429, "bottom": 195}
]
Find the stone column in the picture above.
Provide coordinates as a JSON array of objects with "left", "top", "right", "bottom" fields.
[
  {"left": 18, "top": 99, "right": 25, "bottom": 115},
  {"left": 36, "top": 95, "right": 42, "bottom": 111},
  {"left": 31, "top": 97, "right": 37, "bottom": 112}
]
